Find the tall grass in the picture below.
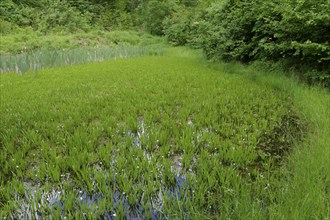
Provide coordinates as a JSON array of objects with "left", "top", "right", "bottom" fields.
[
  {"left": 195, "top": 52, "right": 330, "bottom": 219},
  {"left": 270, "top": 86, "right": 330, "bottom": 219},
  {"left": 0, "top": 46, "right": 164, "bottom": 74}
]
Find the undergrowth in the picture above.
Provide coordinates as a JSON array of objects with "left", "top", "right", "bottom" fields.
[{"left": 0, "top": 30, "right": 164, "bottom": 53}]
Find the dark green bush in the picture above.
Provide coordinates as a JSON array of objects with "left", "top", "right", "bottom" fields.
[
  {"left": 195, "top": 0, "right": 330, "bottom": 86},
  {"left": 0, "top": 0, "right": 36, "bottom": 27},
  {"left": 163, "top": 9, "right": 191, "bottom": 46},
  {"left": 1, "top": 0, "right": 94, "bottom": 33},
  {"left": 142, "top": 0, "right": 177, "bottom": 35},
  {"left": 35, "top": 0, "right": 93, "bottom": 33}
]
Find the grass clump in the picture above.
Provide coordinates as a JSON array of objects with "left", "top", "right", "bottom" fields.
[{"left": 0, "top": 55, "right": 304, "bottom": 218}]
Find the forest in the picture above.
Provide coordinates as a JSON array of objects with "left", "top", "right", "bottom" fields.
[{"left": 0, "top": 0, "right": 329, "bottom": 219}]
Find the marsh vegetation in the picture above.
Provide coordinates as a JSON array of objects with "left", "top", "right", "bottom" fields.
[{"left": 1, "top": 0, "right": 329, "bottom": 219}]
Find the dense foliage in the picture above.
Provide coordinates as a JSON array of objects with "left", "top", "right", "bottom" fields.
[
  {"left": 164, "top": 0, "right": 330, "bottom": 86},
  {"left": 0, "top": 0, "right": 180, "bottom": 33},
  {"left": 1, "top": 0, "right": 329, "bottom": 85}
]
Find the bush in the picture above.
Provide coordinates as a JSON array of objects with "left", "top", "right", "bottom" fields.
[
  {"left": 197, "top": 0, "right": 330, "bottom": 86},
  {"left": 163, "top": 9, "right": 190, "bottom": 46},
  {"left": 0, "top": 0, "right": 37, "bottom": 27},
  {"left": 35, "top": 0, "right": 93, "bottom": 33},
  {"left": 0, "top": 0, "right": 98, "bottom": 33},
  {"left": 0, "top": 19, "right": 18, "bottom": 34},
  {"left": 142, "top": 0, "right": 177, "bottom": 35}
]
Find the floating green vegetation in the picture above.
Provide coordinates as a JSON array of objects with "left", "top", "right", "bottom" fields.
[{"left": 0, "top": 56, "right": 303, "bottom": 218}]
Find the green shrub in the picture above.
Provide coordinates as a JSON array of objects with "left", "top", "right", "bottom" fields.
[
  {"left": 196, "top": 0, "right": 330, "bottom": 86},
  {"left": 163, "top": 9, "right": 190, "bottom": 46},
  {"left": 163, "top": 9, "right": 202, "bottom": 48},
  {"left": 0, "top": 19, "right": 18, "bottom": 34},
  {"left": 142, "top": 0, "right": 177, "bottom": 35},
  {"left": 0, "top": 30, "right": 164, "bottom": 54},
  {"left": 35, "top": 0, "right": 93, "bottom": 33},
  {"left": 0, "top": 0, "right": 96, "bottom": 33}
]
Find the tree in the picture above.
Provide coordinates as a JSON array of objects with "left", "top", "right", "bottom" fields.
[{"left": 142, "top": 0, "right": 177, "bottom": 35}]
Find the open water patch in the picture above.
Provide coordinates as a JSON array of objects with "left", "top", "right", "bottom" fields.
[{"left": 13, "top": 173, "right": 189, "bottom": 219}]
